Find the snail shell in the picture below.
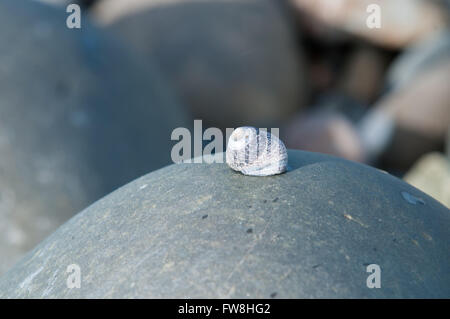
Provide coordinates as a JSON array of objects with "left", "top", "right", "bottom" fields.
[{"left": 226, "top": 127, "right": 288, "bottom": 176}]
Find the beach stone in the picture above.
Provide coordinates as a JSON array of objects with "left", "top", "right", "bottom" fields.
[
  {"left": 290, "top": 0, "right": 448, "bottom": 49},
  {"left": 404, "top": 153, "right": 450, "bottom": 208},
  {"left": 91, "top": 0, "right": 307, "bottom": 130},
  {"left": 34, "top": 0, "right": 70, "bottom": 6},
  {"left": 0, "top": 150, "right": 448, "bottom": 298},
  {"left": 386, "top": 30, "right": 450, "bottom": 92},
  {"left": 378, "top": 58, "right": 450, "bottom": 171},
  {"left": 0, "top": 0, "right": 189, "bottom": 275}
]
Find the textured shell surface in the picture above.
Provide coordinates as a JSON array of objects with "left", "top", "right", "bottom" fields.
[{"left": 226, "top": 127, "right": 288, "bottom": 176}]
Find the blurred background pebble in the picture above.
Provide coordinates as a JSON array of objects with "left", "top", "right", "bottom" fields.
[
  {"left": 91, "top": 0, "right": 308, "bottom": 131},
  {"left": 1, "top": 0, "right": 449, "bottom": 274},
  {"left": 0, "top": 0, "right": 190, "bottom": 275}
]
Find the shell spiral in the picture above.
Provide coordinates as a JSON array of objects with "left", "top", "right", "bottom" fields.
[{"left": 226, "top": 127, "right": 288, "bottom": 176}]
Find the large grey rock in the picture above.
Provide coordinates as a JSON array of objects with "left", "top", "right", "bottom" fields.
[
  {"left": 0, "top": 0, "right": 190, "bottom": 275},
  {"left": 0, "top": 150, "right": 448, "bottom": 298},
  {"left": 92, "top": 0, "right": 307, "bottom": 130}
]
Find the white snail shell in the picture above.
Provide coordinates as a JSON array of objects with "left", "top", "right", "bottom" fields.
[{"left": 226, "top": 127, "right": 288, "bottom": 176}]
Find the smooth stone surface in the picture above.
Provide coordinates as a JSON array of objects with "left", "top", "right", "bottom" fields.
[
  {"left": 0, "top": 0, "right": 190, "bottom": 275},
  {"left": 0, "top": 150, "right": 448, "bottom": 298},
  {"left": 92, "top": 0, "right": 307, "bottom": 130}
]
